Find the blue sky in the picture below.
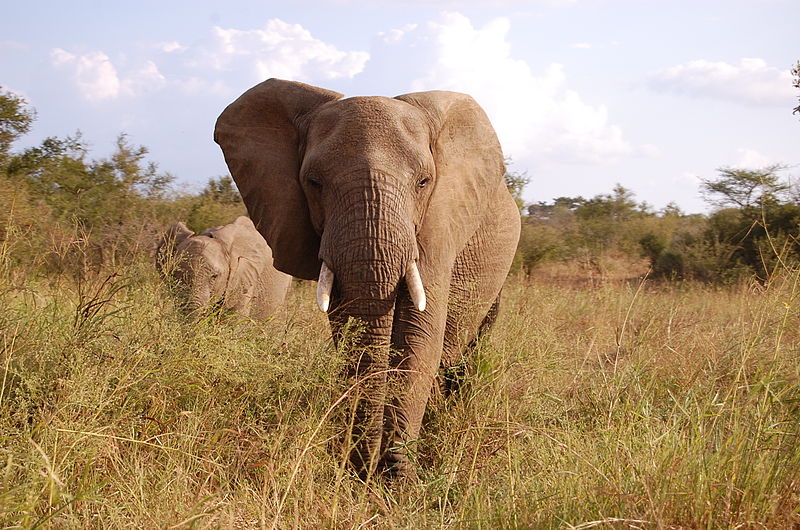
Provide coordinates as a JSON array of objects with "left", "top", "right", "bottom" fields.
[{"left": 2, "top": 0, "right": 798, "bottom": 213}]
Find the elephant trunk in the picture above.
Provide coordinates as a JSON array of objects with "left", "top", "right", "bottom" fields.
[
  {"left": 322, "top": 254, "right": 401, "bottom": 476},
  {"left": 317, "top": 172, "right": 418, "bottom": 475},
  {"left": 318, "top": 172, "right": 417, "bottom": 309}
]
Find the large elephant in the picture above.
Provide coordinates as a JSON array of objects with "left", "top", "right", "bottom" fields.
[
  {"left": 156, "top": 216, "right": 291, "bottom": 320},
  {"left": 214, "top": 79, "right": 520, "bottom": 479}
]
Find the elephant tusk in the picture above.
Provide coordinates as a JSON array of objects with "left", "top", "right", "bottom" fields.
[
  {"left": 405, "top": 261, "right": 426, "bottom": 312},
  {"left": 316, "top": 262, "right": 334, "bottom": 312}
]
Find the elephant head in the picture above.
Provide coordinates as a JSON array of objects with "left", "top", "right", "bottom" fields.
[
  {"left": 214, "top": 79, "right": 519, "bottom": 478},
  {"left": 156, "top": 216, "right": 289, "bottom": 318}
]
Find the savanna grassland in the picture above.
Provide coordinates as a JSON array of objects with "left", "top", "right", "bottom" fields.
[
  {"left": 1, "top": 240, "right": 798, "bottom": 528},
  {"left": 2, "top": 88, "right": 800, "bottom": 527}
]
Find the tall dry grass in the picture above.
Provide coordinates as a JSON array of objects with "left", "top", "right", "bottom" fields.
[{"left": 0, "top": 228, "right": 798, "bottom": 528}]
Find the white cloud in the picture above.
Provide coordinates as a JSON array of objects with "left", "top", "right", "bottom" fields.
[
  {"left": 648, "top": 58, "right": 794, "bottom": 106},
  {"left": 571, "top": 42, "right": 592, "bottom": 49},
  {"left": 734, "top": 148, "right": 774, "bottom": 169},
  {"left": 51, "top": 48, "right": 121, "bottom": 100},
  {"left": 122, "top": 60, "right": 167, "bottom": 95},
  {"left": 157, "top": 41, "right": 186, "bottom": 53},
  {"left": 638, "top": 144, "right": 662, "bottom": 158},
  {"left": 208, "top": 19, "right": 369, "bottom": 82},
  {"left": 50, "top": 48, "right": 167, "bottom": 101},
  {"left": 50, "top": 21, "right": 369, "bottom": 101},
  {"left": 383, "top": 12, "right": 634, "bottom": 165},
  {"left": 378, "top": 24, "right": 419, "bottom": 43}
]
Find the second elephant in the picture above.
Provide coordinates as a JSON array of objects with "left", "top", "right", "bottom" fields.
[{"left": 156, "top": 216, "right": 292, "bottom": 319}]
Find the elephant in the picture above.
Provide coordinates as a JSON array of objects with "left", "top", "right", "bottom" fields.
[
  {"left": 156, "top": 216, "right": 292, "bottom": 320},
  {"left": 214, "top": 79, "right": 520, "bottom": 479}
]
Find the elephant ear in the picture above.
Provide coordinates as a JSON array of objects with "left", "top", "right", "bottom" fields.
[
  {"left": 211, "top": 217, "right": 271, "bottom": 268},
  {"left": 156, "top": 222, "right": 194, "bottom": 276},
  {"left": 395, "top": 91, "right": 506, "bottom": 266},
  {"left": 209, "top": 216, "right": 272, "bottom": 313},
  {"left": 214, "top": 79, "right": 343, "bottom": 280}
]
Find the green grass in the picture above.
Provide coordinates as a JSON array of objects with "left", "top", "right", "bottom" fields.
[{"left": 1, "top": 253, "right": 798, "bottom": 528}]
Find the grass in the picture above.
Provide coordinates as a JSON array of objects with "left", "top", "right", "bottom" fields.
[{"left": 0, "top": 249, "right": 798, "bottom": 528}]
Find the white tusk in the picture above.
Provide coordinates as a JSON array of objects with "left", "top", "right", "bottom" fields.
[
  {"left": 405, "top": 261, "right": 426, "bottom": 312},
  {"left": 316, "top": 262, "right": 334, "bottom": 312}
]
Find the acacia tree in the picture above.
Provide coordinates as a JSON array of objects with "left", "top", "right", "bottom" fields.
[
  {"left": 793, "top": 60, "right": 799, "bottom": 118},
  {"left": 699, "top": 164, "right": 799, "bottom": 281},
  {"left": 700, "top": 165, "right": 790, "bottom": 210}
]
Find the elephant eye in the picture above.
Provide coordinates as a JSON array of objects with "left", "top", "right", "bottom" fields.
[
  {"left": 307, "top": 176, "right": 322, "bottom": 189},
  {"left": 417, "top": 177, "right": 431, "bottom": 189}
]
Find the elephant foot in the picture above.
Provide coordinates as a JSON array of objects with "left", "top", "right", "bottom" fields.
[
  {"left": 348, "top": 445, "right": 381, "bottom": 482},
  {"left": 346, "top": 452, "right": 416, "bottom": 484},
  {"left": 377, "top": 446, "right": 419, "bottom": 483}
]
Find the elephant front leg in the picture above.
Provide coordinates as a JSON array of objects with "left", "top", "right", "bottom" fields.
[
  {"left": 328, "top": 296, "right": 394, "bottom": 479},
  {"left": 380, "top": 281, "right": 449, "bottom": 478},
  {"left": 441, "top": 187, "right": 520, "bottom": 383}
]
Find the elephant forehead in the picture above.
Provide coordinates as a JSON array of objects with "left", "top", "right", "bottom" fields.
[
  {"left": 179, "top": 238, "right": 226, "bottom": 265},
  {"left": 310, "top": 97, "right": 430, "bottom": 144},
  {"left": 305, "top": 97, "right": 433, "bottom": 175}
]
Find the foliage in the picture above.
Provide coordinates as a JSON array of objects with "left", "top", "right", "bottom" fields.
[
  {"left": 179, "top": 175, "right": 246, "bottom": 233},
  {"left": 200, "top": 174, "right": 242, "bottom": 204},
  {"left": 0, "top": 87, "right": 36, "bottom": 159},
  {"left": 793, "top": 60, "right": 800, "bottom": 117},
  {"left": 700, "top": 164, "right": 790, "bottom": 209},
  {"left": 503, "top": 157, "right": 529, "bottom": 212},
  {"left": 680, "top": 165, "right": 800, "bottom": 281},
  {"left": 515, "top": 185, "right": 669, "bottom": 276},
  {"left": 0, "top": 115, "right": 243, "bottom": 278},
  {"left": 517, "top": 169, "right": 799, "bottom": 284}
]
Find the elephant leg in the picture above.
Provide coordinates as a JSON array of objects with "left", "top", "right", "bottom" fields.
[
  {"left": 380, "top": 280, "right": 450, "bottom": 478},
  {"left": 379, "top": 205, "right": 517, "bottom": 477},
  {"left": 328, "top": 292, "right": 394, "bottom": 479},
  {"left": 440, "top": 200, "right": 519, "bottom": 395},
  {"left": 441, "top": 292, "right": 501, "bottom": 396}
]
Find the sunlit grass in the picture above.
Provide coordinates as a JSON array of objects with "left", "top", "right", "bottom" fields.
[{"left": 1, "top": 252, "right": 798, "bottom": 527}]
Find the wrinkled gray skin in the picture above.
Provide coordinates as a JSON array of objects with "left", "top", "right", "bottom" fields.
[
  {"left": 214, "top": 79, "right": 520, "bottom": 480},
  {"left": 156, "top": 216, "right": 291, "bottom": 320}
]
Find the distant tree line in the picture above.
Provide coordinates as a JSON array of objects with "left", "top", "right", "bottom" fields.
[{"left": 510, "top": 164, "right": 799, "bottom": 283}]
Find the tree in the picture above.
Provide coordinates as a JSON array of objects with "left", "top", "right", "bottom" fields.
[
  {"left": 700, "top": 165, "right": 790, "bottom": 210},
  {"left": 526, "top": 196, "right": 585, "bottom": 219},
  {"left": 92, "top": 133, "right": 175, "bottom": 199},
  {"left": 503, "top": 157, "right": 529, "bottom": 212},
  {"left": 792, "top": 60, "right": 800, "bottom": 118},
  {"left": 0, "top": 88, "right": 36, "bottom": 160},
  {"left": 200, "top": 175, "right": 242, "bottom": 204},
  {"left": 5, "top": 134, "right": 90, "bottom": 198},
  {"left": 575, "top": 184, "right": 640, "bottom": 222},
  {"left": 5, "top": 132, "right": 176, "bottom": 225},
  {"left": 696, "top": 164, "right": 800, "bottom": 282}
]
